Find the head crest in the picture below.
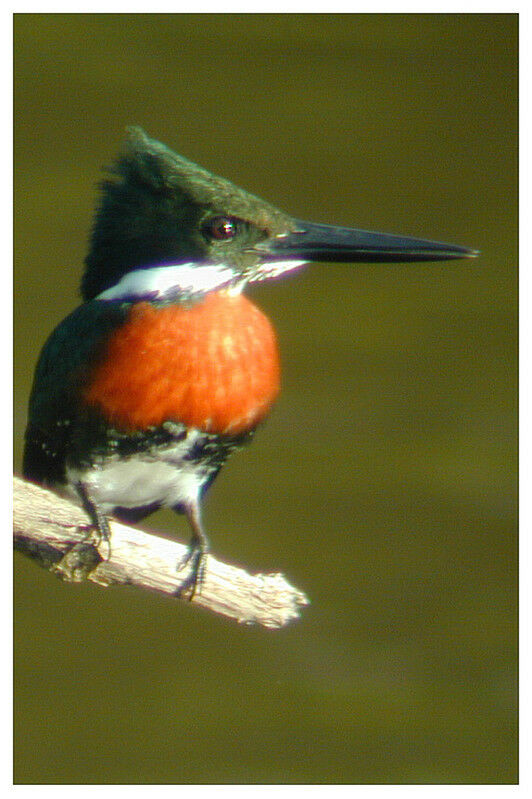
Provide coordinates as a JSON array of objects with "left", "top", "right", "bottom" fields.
[{"left": 81, "top": 127, "right": 293, "bottom": 301}]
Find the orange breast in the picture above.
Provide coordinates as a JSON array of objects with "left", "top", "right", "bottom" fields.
[{"left": 83, "top": 292, "right": 280, "bottom": 435}]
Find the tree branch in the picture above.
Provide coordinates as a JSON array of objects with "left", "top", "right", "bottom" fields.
[{"left": 13, "top": 476, "right": 309, "bottom": 629}]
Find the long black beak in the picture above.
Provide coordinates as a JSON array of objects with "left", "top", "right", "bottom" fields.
[{"left": 261, "top": 220, "right": 478, "bottom": 263}]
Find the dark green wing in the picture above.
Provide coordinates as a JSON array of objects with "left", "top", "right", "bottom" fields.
[{"left": 23, "top": 300, "right": 128, "bottom": 485}]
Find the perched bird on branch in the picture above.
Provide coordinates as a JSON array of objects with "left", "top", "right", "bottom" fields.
[{"left": 23, "top": 127, "right": 477, "bottom": 598}]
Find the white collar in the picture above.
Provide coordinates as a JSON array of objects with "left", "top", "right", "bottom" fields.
[{"left": 96, "top": 262, "right": 237, "bottom": 301}]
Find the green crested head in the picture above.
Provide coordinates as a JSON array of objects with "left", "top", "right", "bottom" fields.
[{"left": 82, "top": 127, "right": 296, "bottom": 301}]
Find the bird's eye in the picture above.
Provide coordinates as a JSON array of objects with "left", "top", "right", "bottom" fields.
[{"left": 203, "top": 216, "right": 239, "bottom": 241}]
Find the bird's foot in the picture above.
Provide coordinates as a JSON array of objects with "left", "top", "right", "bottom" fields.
[
  {"left": 82, "top": 520, "right": 112, "bottom": 562},
  {"left": 76, "top": 482, "right": 112, "bottom": 561},
  {"left": 175, "top": 542, "right": 208, "bottom": 601}
]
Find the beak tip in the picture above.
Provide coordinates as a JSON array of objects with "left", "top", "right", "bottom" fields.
[{"left": 454, "top": 247, "right": 480, "bottom": 260}]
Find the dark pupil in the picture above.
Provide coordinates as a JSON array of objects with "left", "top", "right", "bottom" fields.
[{"left": 209, "top": 217, "right": 237, "bottom": 240}]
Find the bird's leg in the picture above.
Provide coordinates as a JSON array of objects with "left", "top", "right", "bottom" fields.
[
  {"left": 175, "top": 500, "right": 209, "bottom": 601},
  {"left": 75, "top": 481, "right": 112, "bottom": 560}
]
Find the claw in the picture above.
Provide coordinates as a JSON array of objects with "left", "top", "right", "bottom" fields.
[
  {"left": 174, "top": 499, "right": 209, "bottom": 601},
  {"left": 76, "top": 482, "right": 112, "bottom": 560},
  {"left": 176, "top": 542, "right": 208, "bottom": 601}
]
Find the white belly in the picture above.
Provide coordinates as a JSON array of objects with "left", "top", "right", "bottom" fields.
[{"left": 65, "top": 433, "right": 206, "bottom": 513}]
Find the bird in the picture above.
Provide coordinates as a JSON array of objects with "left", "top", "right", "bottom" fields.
[{"left": 22, "top": 127, "right": 478, "bottom": 598}]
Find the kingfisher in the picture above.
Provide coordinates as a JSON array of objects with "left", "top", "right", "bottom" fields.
[{"left": 22, "top": 127, "right": 478, "bottom": 598}]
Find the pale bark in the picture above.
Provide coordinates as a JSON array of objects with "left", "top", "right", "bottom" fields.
[{"left": 13, "top": 476, "right": 309, "bottom": 629}]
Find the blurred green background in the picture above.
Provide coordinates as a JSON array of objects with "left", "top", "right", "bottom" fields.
[{"left": 14, "top": 13, "right": 517, "bottom": 784}]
